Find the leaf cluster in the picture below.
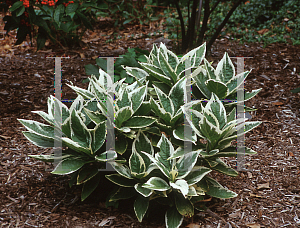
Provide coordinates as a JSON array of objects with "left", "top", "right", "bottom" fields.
[{"left": 18, "top": 42, "right": 261, "bottom": 228}]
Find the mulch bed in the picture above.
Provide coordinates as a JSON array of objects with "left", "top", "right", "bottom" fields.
[{"left": 1, "top": 15, "right": 300, "bottom": 227}]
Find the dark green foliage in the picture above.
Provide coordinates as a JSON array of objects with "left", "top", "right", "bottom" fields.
[{"left": 83, "top": 47, "right": 150, "bottom": 84}]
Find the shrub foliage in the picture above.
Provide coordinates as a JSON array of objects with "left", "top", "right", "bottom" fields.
[{"left": 18, "top": 43, "right": 261, "bottom": 228}]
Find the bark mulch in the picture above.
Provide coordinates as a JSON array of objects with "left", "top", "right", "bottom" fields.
[{"left": 1, "top": 14, "right": 300, "bottom": 228}]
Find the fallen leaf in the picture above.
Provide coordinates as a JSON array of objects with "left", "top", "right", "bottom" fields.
[
  {"left": 257, "top": 29, "right": 269, "bottom": 35},
  {"left": 186, "top": 224, "right": 201, "bottom": 228},
  {"left": 273, "top": 101, "right": 284, "bottom": 106},
  {"left": 257, "top": 182, "right": 270, "bottom": 190},
  {"left": 247, "top": 223, "right": 261, "bottom": 228},
  {"left": 247, "top": 172, "right": 253, "bottom": 178},
  {"left": 285, "top": 25, "right": 292, "bottom": 32},
  {"left": 0, "top": 135, "right": 11, "bottom": 140},
  {"left": 249, "top": 193, "right": 263, "bottom": 198},
  {"left": 288, "top": 152, "right": 294, "bottom": 156}
]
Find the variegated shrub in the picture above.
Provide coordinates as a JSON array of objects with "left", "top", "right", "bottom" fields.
[{"left": 18, "top": 42, "right": 261, "bottom": 228}]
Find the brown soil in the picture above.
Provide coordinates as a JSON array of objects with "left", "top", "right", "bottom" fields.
[{"left": 1, "top": 14, "right": 300, "bottom": 228}]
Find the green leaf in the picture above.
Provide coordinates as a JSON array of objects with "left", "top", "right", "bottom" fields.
[
  {"left": 169, "top": 77, "right": 186, "bottom": 113},
  {"left": 54, "top": 4, "right": 64, "bottom": 24},
  {"left": 66, "top": 2, "right": 78, "bottom": 14},
  {"left": 142, "top": 177, "right": 171, "bottom": 191},
  {"left": 85, "top": 64, "right": 100, "bottom": 77},
  {"left": 185, "top": 167, "right": 212, "bottom": 185},
  {"left": 9, "top": 1, "right": 23, "bottom": 12},
  {"left": 150, "top": 98, "right": 172, "bottom": 124},
  {"left": 154, "top": 85, "right": 174, "bottom": 115},
  {"left": 132, "top": 130, "right": 153, "bottom": 168},
  {"left": 123, "top": 18, "right": 133, "bottom": 24},
  {"left": 68, "top": 84, "right": 94, "bottom": 100},
  {"left": 170, "top": 179, "right": 189, "bottom": 197},
  {"left": 111, "top": 162, "right": 133, "bottom": 179},
  {"left": 95, "top": 151, "right": 117, "bottom": 162},
  {"left": 206, "top": 181, "right": 237, "bottom": 199},
  {"left": 134, "top": 195, "right": 149, "bottom": 222},
  {"left": 28, "top": 154, "right": 71, "bottom": 163},
  {"left": 174, "top": 192, "right": 194, "bottom": 216},
  {"left": 16, "top": 5, "right": 25, "bottom": 17},
  {"left": 123, "top": 116, "right": 156, "bottom": 128},
  {"left": 70, "top": 110, "right": 91, "bottom": 148},
  {"left": 77, "top": 165, "right": 98, "bottom": 185},
  {"left": 125, "top": 67, "right": 148, "bottom": 83},
  {"left": 165, "top": 206, "right": 183, "bottom": 228},
  {"left": 130, "top": 85, "right": 147, "bottom": 113},
  {"left": 140, "top": 63, "right": 172, "bottom": 86},
  {"left": 158, "top": 51, "right": 178, "bottom": 83},
  {"left": 176, "top": 150, "right": 200, "bottom": 179},
  {"left": 18, "top": 119, "right": 55, "bottom": 138},
  {"left": 90, "top": 121, "right": 106, "bottom": 154},
  {"left": 83, "top": 108, "right": 106, "bottom": 124},
  {"left": 244, "top": 88, "right": 262, "bottom": 101},
  {"left": 180, "top": 42, "right": 206, "bottom": 69},
  {"left": 204, "top": 58, "right": 216, "bottom": 80},
  {"left": 117, "top": 88, "right": 131, "bottom": 110},
  {"left": 211, "top": 160, "right": 238, "bottom": 177},
  {"left": 157, "top": 134, "right": 174, "bottom": 170},
  {"left": 173, "top": 125, "right": 197, "bottom": 143},
  {"left": 115, "top": 135, "right": 128, "bottom": 155},
  {"left": 193, "top": 66, "right": 211, "bottom": 98},
  {"left": 152, "top": 81, "right": 171, "bottom": 95},
  {"left": 95, "top": 58, "right": 107, "bottom": 71},
  {"left": 115, "top": 107, "right": 133, "bottom": 128},
  {"left": 291, "top": 87, "right": 300, "bottom": 93},
  {"left": 227, "top": 107, "right": 236, "bottom": 123},
  {"left": 237, "top": 121, "right": 262, "bottom": 136},
  {"left": 205, "top": 79, "right": 228, "bottom": 99},
  {"left": 206, "top": 93, "right": 227, "bottom": 129},
  {"left": 106, "top": 174, "right": 136, "bottom": 187},
  {"left": 77, "top": 10, "right": 94, "bottom": 30},
  {"left": 22, "top": 131, "right": 57, "bottom": 148},
  {"left": 134, "top": 183, "right": 153, "bottom": 197},
  {"left": 81, "top": 173, "right": 101, "bottom": 201},
  {"left": 51, "top": 158, "right": 89, "bottom": 175},
  {"left": 226, "top": 71, "right": 250, "bottom": 94},
  {"left": 109, "top": 187, "right": 136, "bottom": 202},
  {"left": 61, "top": 137, "right": 91, "bottom": 155},
  {"left": 129, "top": 151, "right": 146, "bottom": 174},
  {"left": 215, "top": 52, "right": 235, "bottom": 83}
]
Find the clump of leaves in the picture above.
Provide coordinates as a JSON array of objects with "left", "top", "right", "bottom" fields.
[{"left": 19, "top": 42, "right": 262, "bottom": 228}]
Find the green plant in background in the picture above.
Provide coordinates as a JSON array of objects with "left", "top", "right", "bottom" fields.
[
  {"left": 0, "top": 0, "right": 107, "bottom": 49},
  {"left": 102, "top": 0, "right": 160, "bottom": 26},
  {"left": 225, "top": 0, "right": 300, "bottom": 46},
  {"left": 84, "top": 47, "right": 150, "bottom": 84},
  {"left": 18, "top": 43, "right": 262, "bottom": 228}
]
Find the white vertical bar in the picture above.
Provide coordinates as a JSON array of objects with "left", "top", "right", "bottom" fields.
[
  {"left": 105, "top": 57, "right": 115, "bottom": 171},
  {"left": 54, "top": 57, "right": 62, "bottom": 170},
  {"left": 184, "top": 59, "right": 193, "bottom": 172},
  {"left": 236, "top": 57, "right": 246, "bottom": 171}
]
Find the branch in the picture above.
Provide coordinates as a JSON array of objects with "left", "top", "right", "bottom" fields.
[
  {"left": 207, "top": 0, "right": 245, "bottom": 53},
  {"left": 195, "top": 0, "right": 203, "bottom": 32},
  {"left": 196, "top": 0, "right": 210, "bottom": 46},
  {"left": 174, "top": 0, "right": 186, "bottom": 49},
  {"left": 187, "top": 0, "right": 198, "bottom": 49}
]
